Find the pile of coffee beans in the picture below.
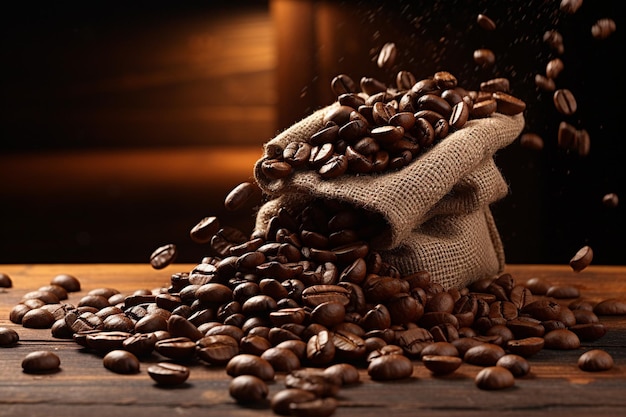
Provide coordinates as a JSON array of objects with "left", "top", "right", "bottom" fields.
[
  {"left": 261, "top": 67, "right": 526, "bottom": 181},
  {"left": 5, "top": 188, "right": 624, "bottom": 414}
]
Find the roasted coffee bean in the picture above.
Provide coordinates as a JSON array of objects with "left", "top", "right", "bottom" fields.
[
  {"left": 196, "top": 334, "right": 240, "bottom": 365},
  {"left": 520, "top": 132, "right": 544, "bottom": 150},
  {"left": 534, "top": 74, "right": 555, "bottom": 92},
  {"left": 261, "top": 347, "right": 301, "bottom": 373},
  {"left": 190, "top": 216, "right": 220, "bottom": 244},
  {"left": 396, "top": 70, "right": 416, "bottom": 91},
  {"left": 224, "top": 181, "right": 257, "bottom": 211},
  {"left": 546, "top": 58, "right": 564, "bottom": 79},
  {"left": 543, "top": 29, "right": 564, "bottom": 54},
  {"left": 553, "top": 89, "right": 577, "bottom": 115},
  {"left": 150, "top": 243, "right": 177, "bottom": 270},
  {"left": 368, "top": 354, "right": 413, "bottom": 380},
  {"left": 85, "top": 331, "right": 131, "bottom": 352},
  {"left": 0, "top": 272, "right": 12, "bottom": 288},
  {"left": 475, "top": 366, "right": 515, "bottom": 390},
  {"left": 226, "top": 354, "right": 275, "bottom": 381},
  {"left": 229, "top": 374, "right": 269, "bottom": 404},
  {"left": 591, "top": 18, "right": 616, "bottom": 40},
  {"left": 38, "top": 285, "right": 68, "bottom": 301},
  {"left": 289, "top": 397, "right": 338, "bottom": 417},
  {"left": 21, "top": 308, "right": 55, "bottom": 329},
  {"left": 155, "top": 337, "right": 197, "bottom": 361},
  {"left": 331, "top": 74, "right": 356, "bottom": 96},
  {"left": 578, "top": 349, "right": 614, "bottom": 372},
  {"left": 593, "top": 298, "right": 626, "bottom": 315},
  {"left": 496, "top": 354, "right": 530, "bottom": 377},
  {"left": 261, "top": 159, "right": 292, "bottom": 180},
  {"left": 560, "top": 0, "right": 583, "bottom": 14},
  {"left": 306, "top": 329, "right": 336, "bottom": 365},
  {"left": 546, "top": 285, "right": 580, "bottom": 299},
  {"left": 473, "top": 48, "right": 495, "bottom": 68},
  {"left": 602, "top": 193, "right": 619, "bottom": 208},
  {"left": 285, "top": 369, "right": 341, "bottom": 397},
  {"left": 471, "top": 98, "right": 497, "bottom": 118},
  {"left": 420, "top": 341, "right": 459, "bottom": 358},
  {"left": 283, "top": 142, "right": 312, "bottom": 168},
  {"left": 377, "top": 42, "right": 397, "bottom": 70},
  {"left": 464, "top": 343, "right": 505, "bottom": 366},
  {"left": 360, "top": 77, "right": 387, "bottom": 96},
  {"left": 148, "top": 362, "right": 190, "bottom": 385},
  {"left": 569, "top": 245, "right": 593, "bottom": 272},
  {"left": 543, "top": 329, "right": 580, "bottom": 350},
  {"left": 396, "top": 327, "right": 433, "bottom": 357},
  {"left": 505, "top": 337, "right": 544, "bottom": 358},
  {"left": 22, "top": 290, "right": 59, "bottom": 305},
  {"left": 521, "top": 299, "right": 561, "bottom": 321},
  {"left": 103, "top": 350, "right": 140, "bottom": 374},
  {"left": 422, "top": 355, "right": 463, "bottom": 375},
  {"left": 50, "top": 273, "right": 81, "bottom": 292},
  {"left": 318, "top": 154, "right": 348, "bottom": 179},
  {"left": 569, "top": 323, "right": 607, "bottom": 341},
  {"left": 0, "top": 327, "right": 19, "bottom": 346},
  {"left": 271, "top": 388, "right": 317, "bottom": 416},
  {"left": 324, "top": 363, "right": 360, "bottom": 385},
  {"left": 122, "top": 332, "right": 158, "bottom": 357},
  {"left": 22, "top": 350, "right": 61, "bottom": 373},
  {"left": 523, "top": 277, "right": 551, "bottom": 295},
  {"left": 480, "top": 78, "right": 510, "bottom": 93},
  {"left": 493, "top": 92, "right": 526, "bottom": 115},
  {"left": 476, "top": 13, "right": 496, "bottom": 31}
]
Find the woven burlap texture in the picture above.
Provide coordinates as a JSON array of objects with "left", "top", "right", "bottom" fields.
[{"left": 253, "top": 104, "right": 525, "bottom": 289}]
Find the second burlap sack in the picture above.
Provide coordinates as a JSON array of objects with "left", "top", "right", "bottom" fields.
[{"left": 253, "top": 104, "right": 525, "bottom": 289}]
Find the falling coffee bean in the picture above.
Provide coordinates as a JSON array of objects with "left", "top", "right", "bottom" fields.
[
  {"left": 150, "top": 243, "right": 178, "bottom": 270},
  {"left": 569, "top": 245, "right": 593, "bottom": 272}
]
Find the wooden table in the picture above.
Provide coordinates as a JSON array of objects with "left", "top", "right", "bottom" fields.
[{"left": 1, "top": 264, "right": 625, "bottom": 417}]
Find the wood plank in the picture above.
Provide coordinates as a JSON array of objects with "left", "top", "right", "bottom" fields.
[{"left": 0, "top": 264, "right": 625, "bottom": 416}]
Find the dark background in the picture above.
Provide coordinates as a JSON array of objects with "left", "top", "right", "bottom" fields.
[{"left": 1, "top": 0, "right": 624, "bottom": 266}]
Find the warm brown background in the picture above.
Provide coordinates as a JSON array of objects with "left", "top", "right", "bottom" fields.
[{"left": 1, "top": 0, "right": 624, "bottom": 265}]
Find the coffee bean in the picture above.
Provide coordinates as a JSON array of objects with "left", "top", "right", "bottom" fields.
[
  {"left": 496, "top": 354, "right": 530, "bottom": 377},
  {"left": 591, "top": 18, "right": 616, "bottom": 40},
  {"left": 0, "top": 327, "right": 19, "bottom": 346},
  {"left": 289, "top": 397, "right": 339, "bottom": 417},
  {"left": 602, "top": 193, "right": 619, "bottom": 208},
  {"left": 22, "top": 350, "right": 61, "bottom": 373},
  {"left": 543, "top": 329, "right": 580, "bottom": 350},
  {"left": 284, "top": 142, "right": 312, "bottom": 168},
  {"left": 543, "top": 30, "right": 565, "bottom": 54},
  {"left": 560, "top": 0, "right": 583, "bottom": 14},
  {"left": 261, "top": 347, "right": 301, "bottom": 373},
  {"left": 520, "top": 132, "right": 544, "bottom": 150},
  {"left": 493, "top": 92, "right": 526, "bottom": 115},
  {"left": 534, "top": 74, "right": 555, "bottom": 92},
  {"left": 50, "top": 273, "right": 81, "bottom": 292},
  {"left": 464, "top": 343, "right": 505, "bottom": 366},
  {"left": 0, "top": 272, "right": 13, "bottom": 288},
  {"left": 270, "top": 388, "right": 317, "bottom": 416},
  {"left": 422, "top": 355, "right": 463, "bottom": 375},
  {"left": 190, "top": 216, "right": 220, "bottom": 244},
  {"left": 569, "top": 245, "right": 593, "bottom": 272},
  {"left": 323, "top": 363, "right": 360, "bottom": 385},
  {"left": 569, "top": 323, "right": 607, "bottom": 341},
  {"left": 578, "top": 349, "right": 614, "bottom": 372},
  {"left": 546, "top": 285, "right": 580, "bottom": 299},
  {"left": 593, "top": 298, "right": 626, "bottom": 315},
  {"left": 505, "top": 337, "right": 544, "bottom": 358},
  {"left": 546, "top": 58, "right": 564, "bottom": 79},
  {"left": 377, "top": 42, "right": 397, "bottom": 70},
  {"left": 473, "top": 49, "right": 495, "bottom": 68},
  {"left": 475, "top": 366, "right": 515, "bottom": 390},
  {"left": 150, "top": 243, "right": 177, "bottom": 270},
  {"left": 476, "top": 14, "right": 496, "bottom": 31},
  {"left": 553, "top": 89, "right": 577, "bottom": 115},
  {"left": 21, "top": 308, "right": 55, "bottom": 329},
  {"left": 229, "top": 374, "right": 269, "bottom": 404},
  {"left": 224, "top": 181, "right": 257, "bottom": 211},
  {"left": 226, "top": 354, "right": 275, "bottom": 381},
  {"left": 396, "top": 70, "right": 416, "bottom": 91},
  {"left": 285, "top": 368, "right": 341, "bottom": 397},
  {"left": 147, "top": 362, "right": 190, "bottom": 385},
  {"left": 368, "top": 354, "right": 413, "bottom": 380},
  {"left": 307, "top": 330, "right": 336, "bottom": 365},
  {"left": 103, "top": 350, "right": 140, "bottom": 374},
  {"left": 523, "top": 277, "right": 551, "bottom": 295},
  {"left": 261, "top": 159, "right": 292, "bottom": 180},
  {"left": 480, "top": 78, "right": 510, "bottom": 93},
  {"left": 331, "top": 74, "right": 356, "bottom": 96}
]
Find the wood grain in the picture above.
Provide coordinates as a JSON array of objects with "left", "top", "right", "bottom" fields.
[{"left": 0, "top": 264, "right": 625, "bottom": 417}]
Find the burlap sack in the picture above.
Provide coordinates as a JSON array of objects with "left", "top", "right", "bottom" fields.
[{"left": 253, "top": 104, "right": 525, "bottom": 289}]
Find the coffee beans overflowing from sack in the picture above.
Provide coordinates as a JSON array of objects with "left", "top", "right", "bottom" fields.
[{"left": 261, "top": 68, "right": 525, "bottom": 181}]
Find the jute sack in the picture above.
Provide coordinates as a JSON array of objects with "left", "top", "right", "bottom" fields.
[{"left": 253, "top": 104, "right": 525, "bottom": 289}]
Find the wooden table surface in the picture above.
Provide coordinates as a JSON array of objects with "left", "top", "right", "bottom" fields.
[{"left": 1, "top": 264, "right": 625, "bottom": 417}]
